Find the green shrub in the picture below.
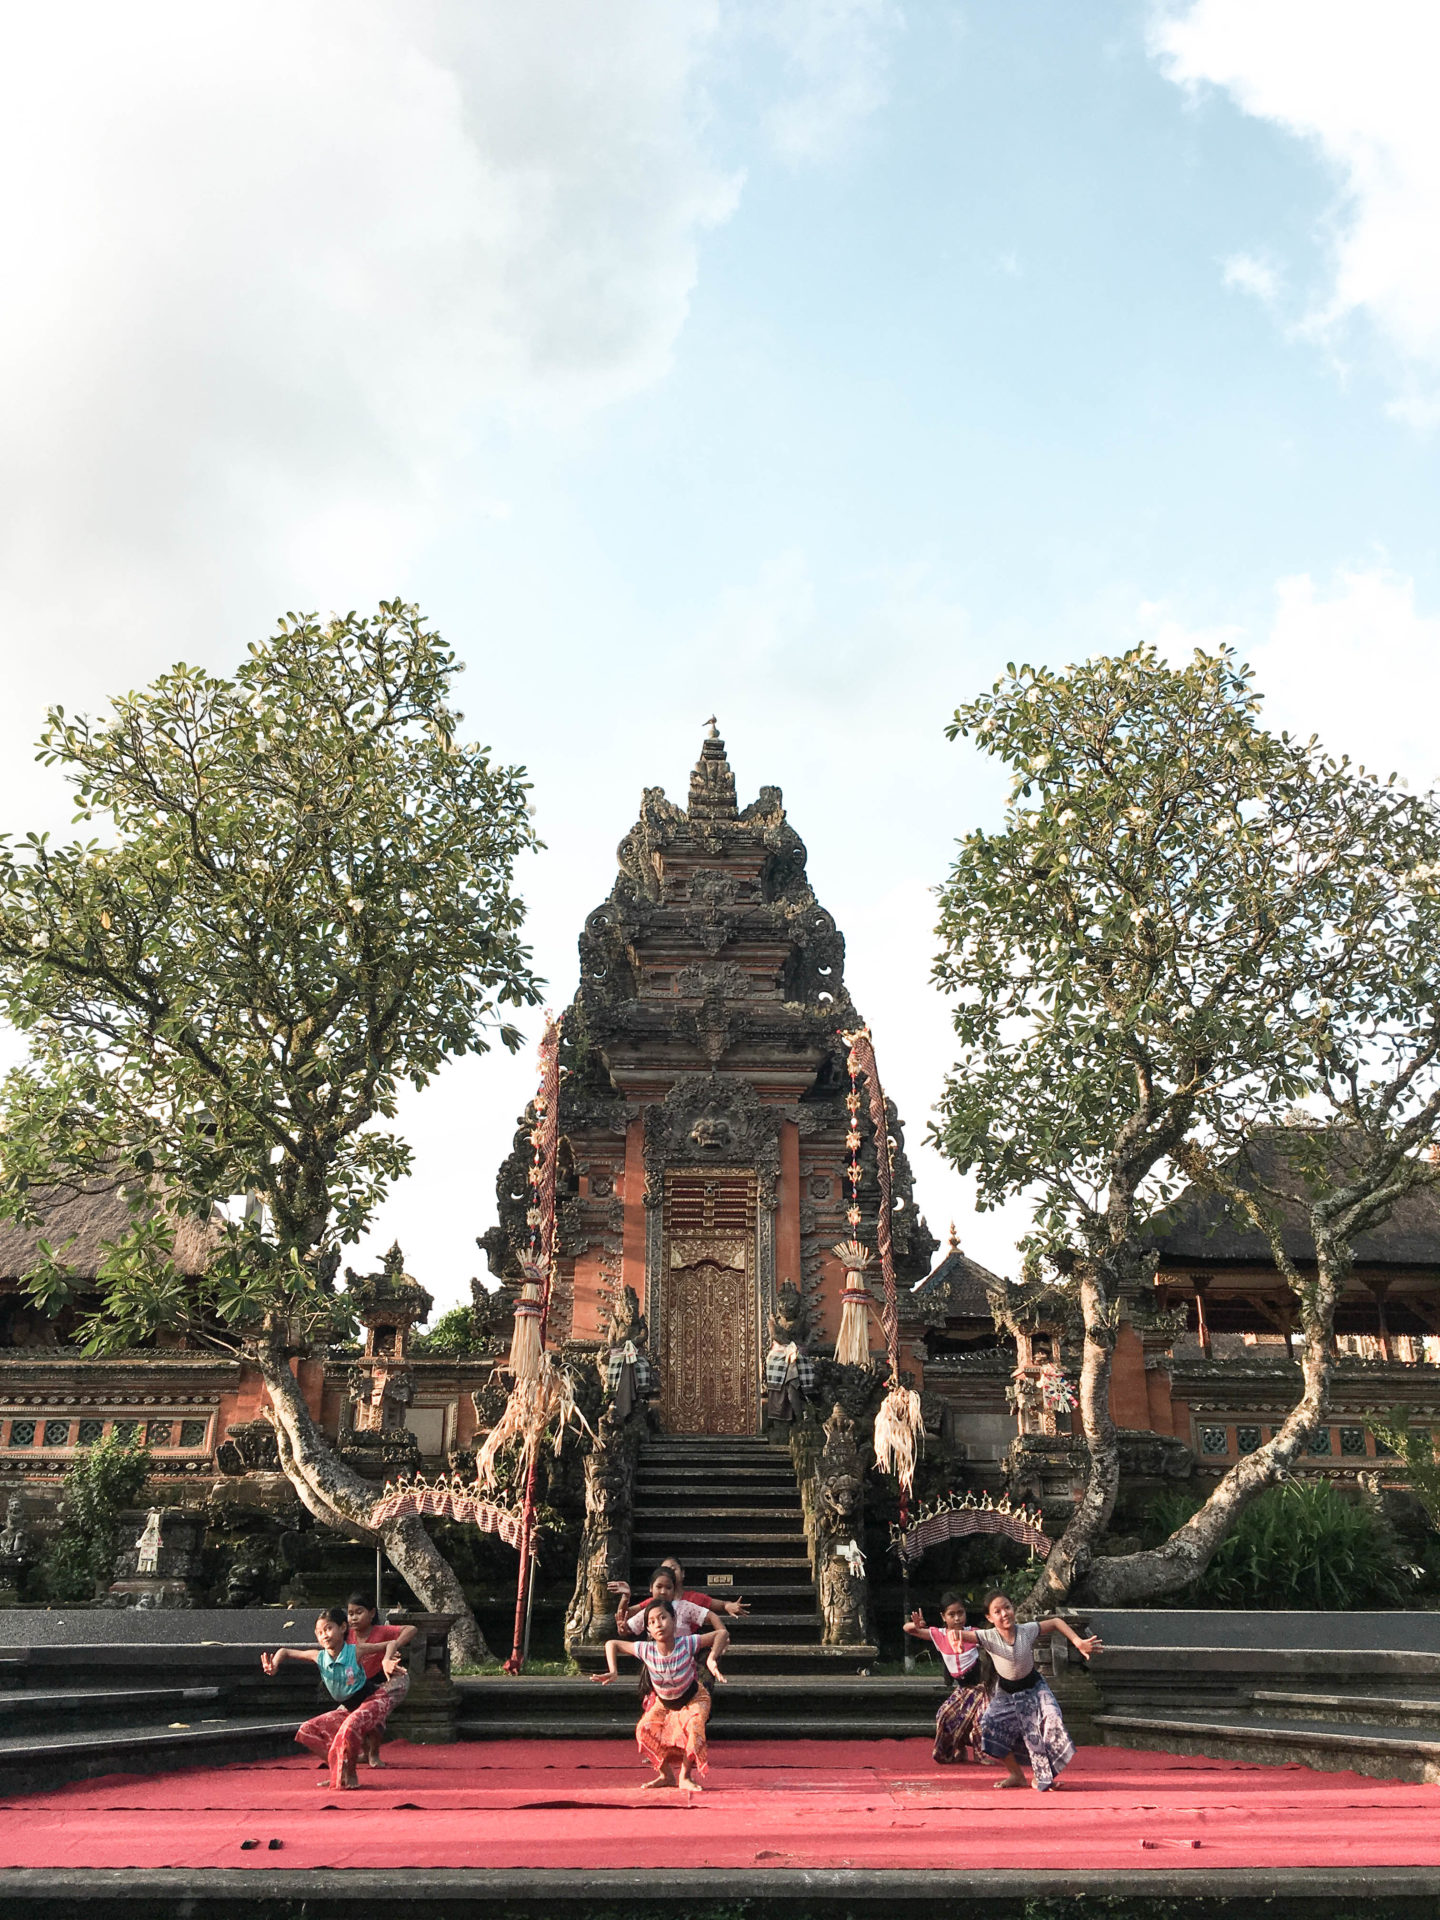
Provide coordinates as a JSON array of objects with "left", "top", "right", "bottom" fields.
[
  {"left": 1141, "top": 1479, "right": 1408, "bottom": 1609},
  {"left": 412, "top": 1305, "right": 490, "bottom": 1355},
  {"left": 34, "top": 1431, "right": 153, "bottom": 1602}
]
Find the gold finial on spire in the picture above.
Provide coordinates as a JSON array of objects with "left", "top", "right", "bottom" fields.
[{"left": 948, "top": 1220, "right": 959, "bottom": 1253}]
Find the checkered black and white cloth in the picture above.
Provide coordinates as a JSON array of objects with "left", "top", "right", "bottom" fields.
[{"left": 764, "top": 1344, "right": 816, "bottom": 1392}]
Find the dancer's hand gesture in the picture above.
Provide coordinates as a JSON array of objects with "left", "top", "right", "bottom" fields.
[
  {"left": 592, "top": 1670, "right": 616, "bottom": 1686},
  {"left": 909, "top": 1609, "right": 926, "bottom": 1630}
]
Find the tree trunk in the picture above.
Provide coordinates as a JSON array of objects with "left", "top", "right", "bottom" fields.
[
  {"left": 255, "top": 1344, "right": 490, "bottom": 1667},
  {"left": 1020, "top": 1267, "right": 1120, "bottom": 1616},
  {"left": 1074, "top": 1251, "right": 1339, "bottom": 1606}
]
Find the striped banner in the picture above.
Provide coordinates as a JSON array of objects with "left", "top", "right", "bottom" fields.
[
  {"left": 370, "top": 1485, "right": 527, "bottom": 1551},
  {"left": 893, "top": 1505, "right": 1052, "bottom": 1565}
]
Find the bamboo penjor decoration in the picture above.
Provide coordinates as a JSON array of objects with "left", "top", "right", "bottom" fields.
[
  {"left": 479, "top": 1012, "right": 591, "bottom": 1672},
  {"left": 840, "top": 1025, "right": 925, "bottom": 1508},
  {"left": 365, "top": 1019, "right": 586, "bottom": 1661}
]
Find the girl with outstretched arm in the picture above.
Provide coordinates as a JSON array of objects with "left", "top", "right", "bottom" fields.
[
  {"left": 593, "top": 1597, "right": 728, "bottom": 1792},
  {"left": 261, "top": 1606, "right": 408, "bottom": 1791},
  {"left": 967, "top": 1589, "right": 1102, "bottom": 1791}
]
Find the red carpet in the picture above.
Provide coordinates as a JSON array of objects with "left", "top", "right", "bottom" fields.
[{"left": 2, "top": 1739, "right": 1438, "bottom": 1872}]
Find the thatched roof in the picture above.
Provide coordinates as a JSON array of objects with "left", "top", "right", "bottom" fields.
[
  {"left": 911, "top": 1233, "right": 1007, "bottom": 1320},
  {"left": 0, "top": 1177, "right": 218, "bottom": 1281},
  {"left": 1149, "top": 1129, "right": 1440, "bottom": 1270}
]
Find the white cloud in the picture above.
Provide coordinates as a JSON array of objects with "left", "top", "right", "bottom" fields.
[
  {"left": 1222, "top": 249, "right": 1283, "bottom": 306},
  {"left": 1253, "top": 569, "right": 1440, "bottom": 786},
  {"left": 1139, "top": 569, "right": 1440, "bottom": 791},
  {"left": 1153, "top": 0, "right": 1440, "bottom": 417},
  {"left": 0, "top": 2, "right": 737, "bottom": 663},
  {"left": 751, "top": 0, "right": 903, "bottom": 166}
]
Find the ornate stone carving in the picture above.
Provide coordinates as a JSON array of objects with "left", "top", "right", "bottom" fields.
[
  {"left": 642, "top": 1074, "right": 781, "bottom": 1208},
  {"left": 565, "top": 1413, "right": 644, "bottom": 1649},
  {"left": 792, "top": 1404, "right": 873, "bottom": 1647}
]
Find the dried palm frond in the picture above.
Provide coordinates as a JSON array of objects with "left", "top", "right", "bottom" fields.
[{"left": 872, "top": 1382, "right": 924, "bottom": 1497}]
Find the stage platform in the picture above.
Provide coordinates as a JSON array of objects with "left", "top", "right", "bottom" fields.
[{"left": 1, "top": 1734, "right": 1438, "bottom": 1878}]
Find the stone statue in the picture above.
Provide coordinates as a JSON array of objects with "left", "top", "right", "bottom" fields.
[
  {"left": 811, "top": 1403, "right": 872, "bottom": 1647},
  {"left": 763, "top": 1279, "right": 816, "bottom": 1425},
  {"left": 598, "top": 1286, "right": 655, "bottom": 1424}
]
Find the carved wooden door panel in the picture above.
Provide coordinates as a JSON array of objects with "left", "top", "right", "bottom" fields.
[{"left": 660, "top": 1172, "right": 758, "bottom": 1435}]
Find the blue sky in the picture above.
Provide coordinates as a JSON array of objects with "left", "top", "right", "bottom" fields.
[{"left": 2, "top": 1, "right": 1438, "bottom": 1305}]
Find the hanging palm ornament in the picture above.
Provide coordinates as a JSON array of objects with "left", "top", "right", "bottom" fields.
[
  {"left": 832, "top": 1054, "right": 876, "bottom": 1366},
  {"left": 839, "top": 1025, "right": 925, "bottom": 1504}
]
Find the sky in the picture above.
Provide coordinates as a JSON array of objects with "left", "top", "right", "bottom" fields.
[{"left": 2, "top": 0, "right": 1439, "bottom": 1313}]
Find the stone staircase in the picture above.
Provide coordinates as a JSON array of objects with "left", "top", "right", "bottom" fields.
[
  {"left": 0, "top": 1644, "right": 308, "bottom": 1794},
  {"left": 1084, "top": 1612, "right": 1440, "bottom": 1784},
  {"left": 576, "top": 1433, "right": 876, "bottom": 1676},
  {"left": 466, "top": 1433, "right": 931, "bottom": 1742},
  {"left": 1095, "top": 1685, "right": 1440, "bottom": 1785}
]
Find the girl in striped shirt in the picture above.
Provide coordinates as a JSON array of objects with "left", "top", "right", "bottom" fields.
[{"left": 594, "top": 1597, "right": 728, "bottom": 1791}]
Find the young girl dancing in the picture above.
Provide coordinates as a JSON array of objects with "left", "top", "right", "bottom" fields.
[
  {"left": 593, "top": 1596, "right": 728, "bottom": 1792},
  {"left": 657, "top": 1555, "right": 750, "bottom": 1620},
  {"left": 261, "top": 1605, "right": 406, "bottom": 1790},
  {"left": 610, "top": 1567, "right": 732, "bottom": 1687},
  {"left": 344, "top": 1592, "right": 416, "bottom": 1769},
  {"left": 902, "top": 1592, "right": 990, "bottom": 1764},
  {"left": 968, "top": 1589, "right": 1102, "bottom": 1792}
]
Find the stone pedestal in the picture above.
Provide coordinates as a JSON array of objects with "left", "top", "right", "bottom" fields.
[
  {"left": 103, "top": 1505, "right": 207, "bottom": 1609},
  {"left": 385, "top": 1609, "right": 460, "bottom": 1744}
]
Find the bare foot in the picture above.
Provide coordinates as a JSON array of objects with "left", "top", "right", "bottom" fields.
[
  {"left": 993, "top": 1775, "right": 1024, "bottom": 1788},
  {"left": 640, "top": 1769, "right": 676, "bottom": 1791},
  {"left": 677, "top": 1775, "right": 703, "bottom": 1794},
  {"left": 338, "top": 1767, "right": 359, "bottom": 1791},
  {"left": 366, "top": 1756, "right": 387, "bottom": 1769}
]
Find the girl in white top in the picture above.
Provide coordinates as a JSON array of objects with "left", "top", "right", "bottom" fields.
[{"left": 963, "top": 1589, "right": 1102, "bottom": 1791}]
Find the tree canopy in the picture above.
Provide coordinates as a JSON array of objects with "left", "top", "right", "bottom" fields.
[
  {"left": 932, "top": 643, "right": 1439, "bottom": 1604},
  {"left": 0, "top": 602, "right": 542, "bottom": 1353}
]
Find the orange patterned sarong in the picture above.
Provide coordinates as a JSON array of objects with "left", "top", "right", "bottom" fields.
[{"left": 636, "top": 1682, "right": 710, "bottom": 1777}]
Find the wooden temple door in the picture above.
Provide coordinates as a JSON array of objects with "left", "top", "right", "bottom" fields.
[{"left": 660, "top": 1172, "right": 759, "bottom": 1435}]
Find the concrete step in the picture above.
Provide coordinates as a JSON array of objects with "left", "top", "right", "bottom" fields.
[
  {"left": 633, "top": 1531, "right": 807, "bottom": 1551},
  {"left": 0, "top": 1684, "right": 222, "bottom": 1724},
  {"left": 461, "top": 1717, "right": 932, "bottom": 1742},
  {"left": 1250, "top": 1689, "right": 1440, "bottom": 1729},
  {"left": 1094, "top": 1708, "right": 1440, "bottom": 1785},
  {"left": 0, "top": 1714, "right": 303, "bottom": 1794},
  {"left": 632, "top": 1507, "right": 804, "bottom": 1524},
  {"left": 572, "top": 1642, "right": 877, "bottom": 1675}
]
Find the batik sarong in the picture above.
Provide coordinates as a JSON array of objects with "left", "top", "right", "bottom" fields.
[
  {"left": 296, "top": 1666, "right": 409, "bottom": 1787},
  {"left": 636, "top": 1681, "right": 710, "bottom": 1777},
  {"left": 933, "top": 1678, "right": 988, "bottom": 1764},
  {"left": 978, "top": 1678, "right": 1074, "bottom": 1789}
]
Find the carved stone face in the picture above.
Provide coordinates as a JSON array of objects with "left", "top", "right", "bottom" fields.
[{"left": 689, "top": 1114, "right": 733, "bottom": 1151}]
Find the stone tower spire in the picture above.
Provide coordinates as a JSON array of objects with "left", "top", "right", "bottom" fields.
[{"left": 687, "top": 719, "right": 739, "bottom": 821}]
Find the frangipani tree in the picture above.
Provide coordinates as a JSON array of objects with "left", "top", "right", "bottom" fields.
[
  {"left": 0, "top": 603, "right": 542, "bottom": 1662},
  {"left": 933, "top": 645, "right": 1428, "bottom": 1609}
]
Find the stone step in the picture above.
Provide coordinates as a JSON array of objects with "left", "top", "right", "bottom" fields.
[
  {"left": 460, "top": 1716, "right": 931, "bottom": 1742},
  {"left": 632, "top": 1506, "right": 804, "bottom": 1522},
  {"left": 0, "top": 1714, "right": 303, "bottom": 1795},
  {"left": 635, "top": 1464, "right": 798, "bottom": 1478},
  {"left": 1094, "top": 1708, "right": 1440, "bottom": 1785},
  {"left": 0, "top": 1684, "right": 222, "bottom": 1723},
  {"left": 1250, "top": 1689, "right": 1440, "bottom": 1728},
  {"left": 571, "top": 1642, "right": 877, "bottom": 1673},
  {"left": 633, "top": 1530, "right": 806, "bottom": 1550}
]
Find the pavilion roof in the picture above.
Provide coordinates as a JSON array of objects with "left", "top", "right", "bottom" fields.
[{"left": 1148, "top": 1128, "right": 1440, "bottom": 1271}]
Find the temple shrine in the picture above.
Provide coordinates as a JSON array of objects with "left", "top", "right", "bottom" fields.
[
  {"left": 479, "top": 723, "right": 936, "bottom": 1433},
  {"left": 3, "top": 730, "right": 1440, "bottom": 1597}
]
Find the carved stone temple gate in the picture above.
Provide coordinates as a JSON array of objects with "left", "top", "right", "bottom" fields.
[
  {"left": 481, "top": 723, "right": 937, "bottom": 1442},
  {"left": 659, "top": 1172, "right": 759, "bottom": 1434}
]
